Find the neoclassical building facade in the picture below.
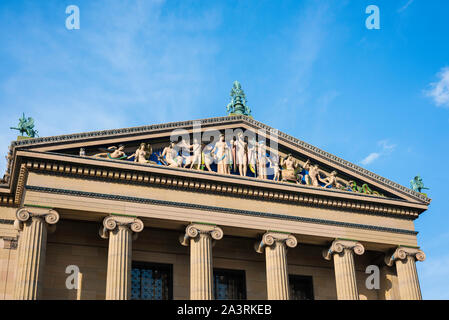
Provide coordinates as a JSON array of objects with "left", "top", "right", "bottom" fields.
[{"left": 0, "top": 112, "right": 430, "bottom": 300}]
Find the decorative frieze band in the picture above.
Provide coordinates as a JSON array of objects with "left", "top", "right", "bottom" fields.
[{"left": 21, "top": 159, "right": 420, "bottom": 219}]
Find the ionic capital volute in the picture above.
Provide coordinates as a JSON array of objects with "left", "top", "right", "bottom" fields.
[
  {"left": 384, "top": 246, "right": 426, "bottom": 267},
  {"left": 14, "top": 207, "right": 60, "bottom": 232},
  {"left": 99, "top": 215, "right": 144, "bottom": 240},
  {"left": 179, "top": 223, "right": 224, "bottom": 246},
  {"left": 255, "top": 232, "right": 297, "bottom": 254},
  {"left": 323, "top": 239, "right": 365, "bottom": 260}
]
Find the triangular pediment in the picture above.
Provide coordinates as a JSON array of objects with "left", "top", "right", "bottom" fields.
[{"left": 5, "top": 115, "right": 430, "bottom": 205}]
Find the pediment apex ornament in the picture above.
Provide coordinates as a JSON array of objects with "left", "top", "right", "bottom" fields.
[
  {"left": 179, "top": 223, "right": 224, "bottom": 246},
  {"left": 255, "top": 232, "right": 297, "bottom": 254},
  {"left": 99, "top": 215, "right": 144, "bottom": 239},
  {"left": 14, "top": 207, "right": 60, "bottom": 231},
  {"left": 323, "top": 239, "right": 365, "bottom": 261},
  {"left": 385, "top": 246, "right": 426, "bottom": 267}
]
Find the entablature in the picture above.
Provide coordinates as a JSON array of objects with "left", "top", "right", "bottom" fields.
[{"left": 7, "top": 150, "right": 425, "bottom": 220}]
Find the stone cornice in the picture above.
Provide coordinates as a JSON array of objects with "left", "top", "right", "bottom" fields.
[
  {"left": 25, "top": 185, "right": 418, "bottom": 236},
  {"left": 18, "top": 155, "right": 424, "bottom": 219},
  {"left": 4, "top": 115, "right": 430, "bottom": 204}
]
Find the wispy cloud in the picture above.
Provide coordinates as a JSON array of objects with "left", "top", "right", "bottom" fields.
[
  {"left": 360, "top": 140, "right": 396, "bottom": 166},
  {"left": 0, "top": 0, "right": 222, "bottom": 174},
  {"left": 398, "top": 0, "right": 414, "bottom": 13},
  {"left": 360, "top": 152, "right": 380, "bottom": 166},
  {"left": 426, "top": 67, "right": 449, "bottom": 107}
]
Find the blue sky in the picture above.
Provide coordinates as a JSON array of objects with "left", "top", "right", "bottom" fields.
[{"left": 0, "top": 0, "right": 448, "bottom": 299}]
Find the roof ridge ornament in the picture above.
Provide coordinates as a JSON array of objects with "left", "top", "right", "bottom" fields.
[{"left": 226, "top": 81, "right": 252, "bottom": 117}]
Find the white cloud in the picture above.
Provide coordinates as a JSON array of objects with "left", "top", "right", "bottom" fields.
[
  {"left": 426, "top": 67, "right": 449, "bottom": 107},
  {"left": 360, "top": 152, "right": 380, "bottom": 166},
  {"left": 360, "top": 140, "right": 396, "bottom": 166}
]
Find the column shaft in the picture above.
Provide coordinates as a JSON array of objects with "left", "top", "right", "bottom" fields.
[
  {"left": 333, "top": 249, "right": 358, "bottom": 300},
  {"left": 14, "top": 217, "right": 47, "bottom": 300},
  {"left": 385, "top": 246, "right": 425, "bottom": 300},
  {"left": 101, "top": 215, "right": 144, "bottom": 300},
  {"left": 105, "top": 226, "right": 132, "bottom": 300},
  {"left": 395, "top": 256, "right": 422, "bottom": 300},
  {"left": 323, "top": 239, "right": 365, "bottom": 300},
  {"left": 180, "top": 223, "right": 223, "bottom": 300},
  {"left": 190, "top": 233, "right": 213, "bottom": 299},
  {"left": 265, "top": 241, "right": 290, "bottom": 300},
  {"left": 255, "top": 232, "right": 297, "bottom": 300}
]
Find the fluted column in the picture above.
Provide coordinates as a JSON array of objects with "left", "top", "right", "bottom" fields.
[
  {"left": 385, "top": 246, "right": 425, "bottom": 300},
  {"left": 100, "top": 215, "right": 144, "bottom": 300},
  {"left": 180, "top": 223, "right": 223, "bottom": 300},
  {"left": 255, "top": 232, "right": 297, "bottom": 300},
  {"left": 13, "top": 207, "right": 59, "bottom": 300},
  {"left": 323, "top": 239, "right": 365, "bottom": 300}
]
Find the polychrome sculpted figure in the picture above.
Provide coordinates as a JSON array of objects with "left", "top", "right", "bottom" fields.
[
  {"left": 247, "top": 137, "right": 257, "bottom": 176},
  {"left": 280, "top": 154, "right": 302, "bottom": 183},
  {"left": 232, "top": 132, "right": 248, "bottom": 176},
  {"left": 130, "top": 143, "right": 154, "bottom": 164},
  {"left": 161, "top": 142, "right": 182, "bottom": 167},
  {"left": 268, "top": 153, "right": 280, "bottom": 182},
  {"left": 319, "top": 170, "right": 346, "bottom": 189},
  {"left": 346, "top": 180, "right": 383, "bottom": 196},
  {"left": 212, "top": 134, "right": 231, "bottom": 174},
  {"left": 93, "top": 145, "right": 128, "bottom": 160},
  {"left": 257, "top": 141, "right": 269, "bottom": 179},
  {"left": 183, "top": 138, "right": 202, "bottom": 169},
  {"left": 10, "top": 113, "right": 39, "bottom": 138},
  {"left": 202, "top": 143, "right": 215, "bottom": 172},
  {"left": 303, "top": 160, "right": 322, "bottom": 187},
  {"left": 410, "top": 176, "right": 429, "bottom": 194}
]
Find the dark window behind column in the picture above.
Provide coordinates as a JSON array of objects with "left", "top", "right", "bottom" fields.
[
  {"left": 289, "top": 275, "right": 314, "bottom": 300},
  {"left": 131, "top": 262, "right": 173, "bottom": 300},
  {"left": 213, "top": 268, "right": 246, "bottom": 300}
]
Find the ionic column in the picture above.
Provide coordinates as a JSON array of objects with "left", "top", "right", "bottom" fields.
[
  {"left": 100, "top": 215, "right": 144, "bottom": 300},
  {"left": 13, "top": 207, "right": 59, "bottom": 300},
  {"left": 323, "top": 239, "right": 365, "bottom": 300},
  {"left": 385, "top": 246, "right": 425, "bottom": 300},
  {"left": 180, "top": 223, "right": 223, "bottom": 300},
  {"left": 255, "top": 232, "right": 297, "bottom": 300}
]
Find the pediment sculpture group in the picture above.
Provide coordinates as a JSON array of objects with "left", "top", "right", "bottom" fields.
[{"left": 85, "top": 133, "right": 383, "bottom": 197}]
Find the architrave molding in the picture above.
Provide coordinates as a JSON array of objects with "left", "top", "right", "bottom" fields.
[{"left": 19, "top": 156, "right": 422, "bottom": 220}]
